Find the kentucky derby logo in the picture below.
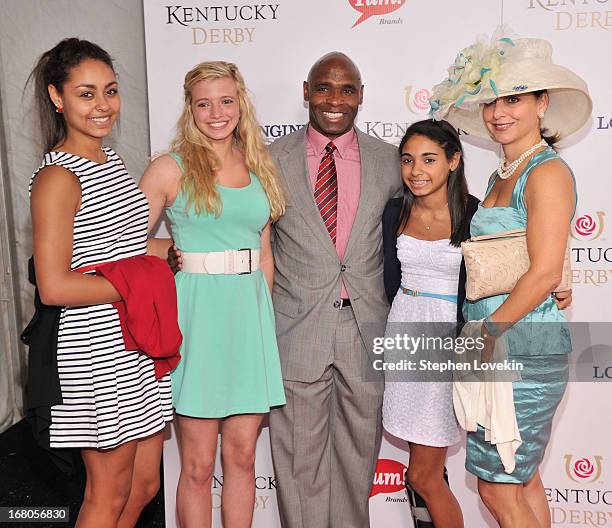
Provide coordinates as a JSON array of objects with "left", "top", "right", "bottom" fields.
[
  {"left": 564, "top": 455, "right": 603, "bottom": 483},
  {"left": 370, "top": 459, "right": 407, "bottom": 497},
  {"left": 405, "top": 85, "right": 432, "bottom": 114},
  {"left": 570, "top": 211, "right": 605, "bottom": 241},
  {"left": 349, "top": 0, "right": 406, "bottom": 28}
]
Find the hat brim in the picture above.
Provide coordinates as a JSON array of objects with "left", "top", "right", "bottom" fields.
[{"left": 445, "top": 65, "right": 592, "bottom": 141}]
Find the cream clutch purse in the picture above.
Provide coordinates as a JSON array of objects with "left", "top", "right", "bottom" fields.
[{"left": 461, "top": 229, "right": 572, "bottom": 301}]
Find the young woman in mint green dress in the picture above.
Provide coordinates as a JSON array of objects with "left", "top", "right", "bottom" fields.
[
  {"left": 430, "top": 33, "right": 591, "bottom": 527},
  {"left": 140, "top": 61, "right": 285, "bottom": 528}
]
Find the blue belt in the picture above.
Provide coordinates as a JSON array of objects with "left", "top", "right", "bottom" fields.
[{"left": 400, "top": 285, "right": 458, "bottom": 304}]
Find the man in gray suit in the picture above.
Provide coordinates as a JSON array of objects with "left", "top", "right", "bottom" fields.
[{"left": 269, "top": 52, "right": 401, "bottom": 528}]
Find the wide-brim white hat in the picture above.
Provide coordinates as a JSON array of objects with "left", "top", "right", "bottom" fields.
[{"left": 429, "top": 32, "right": 592, "bottom": 140}]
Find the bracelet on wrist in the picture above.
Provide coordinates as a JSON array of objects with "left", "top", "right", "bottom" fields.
[{"left": 483, "top": 316, "right": 504, "bottom": 339}]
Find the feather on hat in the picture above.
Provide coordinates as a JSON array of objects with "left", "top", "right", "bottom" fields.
[{"left": 429, "top": 27, "right": 592, "bottom": 140}]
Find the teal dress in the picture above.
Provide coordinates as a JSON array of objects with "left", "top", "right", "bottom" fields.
[
  {"left": 463, "top": 148, "right": 574, "bottom": 483},
  {"left": 167, "top": 153, "right": 285, "bottom": 417}
]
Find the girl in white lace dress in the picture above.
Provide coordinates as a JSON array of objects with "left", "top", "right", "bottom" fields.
[{"left": 381, "top": 119, "right": 479, "bottom": 528}]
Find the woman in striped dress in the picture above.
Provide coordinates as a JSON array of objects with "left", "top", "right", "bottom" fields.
[{"left": 27, "top": 38, "right": 172, "bottom": 528}]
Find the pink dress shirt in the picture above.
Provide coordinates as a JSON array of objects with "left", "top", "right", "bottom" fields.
[{"left": 306, "top": 125, "right": 361, "bottom": 298}]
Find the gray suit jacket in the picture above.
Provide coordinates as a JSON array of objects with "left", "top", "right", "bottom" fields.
[{"left": 269, "top": 127, "right": 402, "bottom": 382}]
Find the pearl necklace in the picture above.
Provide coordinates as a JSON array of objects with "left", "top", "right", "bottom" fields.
[{"left": 497, "top": 139, "right": 547, "bottom": 180}]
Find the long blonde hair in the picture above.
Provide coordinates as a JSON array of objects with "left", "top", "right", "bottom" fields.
[{"left": 170, "top": 61, "right": 285, "bottom": 220}]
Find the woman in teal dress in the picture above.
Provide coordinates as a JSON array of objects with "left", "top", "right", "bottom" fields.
[
  {"left": 430, "top": 32, "right": 591, "bottom": 527},
  {"left": 140, "top": 61, "right": 286, "bottom": 527}
]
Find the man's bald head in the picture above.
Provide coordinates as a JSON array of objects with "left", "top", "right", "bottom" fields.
[{"left": 307, "top": 52, "right": 362, "bottom": 86}]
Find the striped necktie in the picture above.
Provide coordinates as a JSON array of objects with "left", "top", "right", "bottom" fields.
[{"left": 314, "top": 142, "right": 338, "bottom": 245}]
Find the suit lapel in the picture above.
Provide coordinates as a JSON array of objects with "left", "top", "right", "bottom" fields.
[
  {"left": 278, "top": 129, "right": 338, "bottom": 260},
  {"left": 344, "top": 131, "right": 379, "bottom": 261}
]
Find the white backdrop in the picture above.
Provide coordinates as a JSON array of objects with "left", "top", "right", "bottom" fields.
[{"left": 143, "top": 1, "right": 612, "bottom": 526}]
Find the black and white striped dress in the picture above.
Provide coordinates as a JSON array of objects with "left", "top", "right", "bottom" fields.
[{"left": 30, "top": 147, "right": 173, "bottom": 449}]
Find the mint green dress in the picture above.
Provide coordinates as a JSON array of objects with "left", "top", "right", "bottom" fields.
[
  {"left": 167, "top": 153, "right": 285, "bottom": 417},
  {"left": 463, "top": 148, "right": 574, "bottom": 483}
]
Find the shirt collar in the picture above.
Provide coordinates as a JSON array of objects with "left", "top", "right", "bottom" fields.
[{"left": 306, "top": 125, "right": 357, "bottom": 160}]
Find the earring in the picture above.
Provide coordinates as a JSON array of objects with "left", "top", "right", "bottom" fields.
[
  {"left": 55, "top": 105, "right": 63, "bottom": 113},
  {"left": 538, "top": 112, "right": 544, "bottom": 119}
]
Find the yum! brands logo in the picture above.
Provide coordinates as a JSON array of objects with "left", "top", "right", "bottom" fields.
[
  {"left": 348, "top": 0, "right": 407, "bottom": 28},
  {"left": 570, "top": 211, "right": 606, "bottom": 241},
  {"left": 370, "top": 459, "right": 407, "bottom": 497},
  {"left": 405, "top": 85, "right": 432, "bottom": 114},
  {"left": 564, "top": 455, "right": 604, "bottom": 483}
]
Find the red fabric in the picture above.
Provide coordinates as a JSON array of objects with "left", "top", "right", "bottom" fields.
[{"left": 96, "top": 256, "right": 182, "bottom": 379}]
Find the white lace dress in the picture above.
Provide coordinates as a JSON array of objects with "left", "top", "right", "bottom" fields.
[{"left": 382, "top": 235, "right": 462, "bottom": 447}]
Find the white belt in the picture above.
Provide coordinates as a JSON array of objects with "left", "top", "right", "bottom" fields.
[{"left": 181, "top": 248, "right": 260, "bottom": 274}]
